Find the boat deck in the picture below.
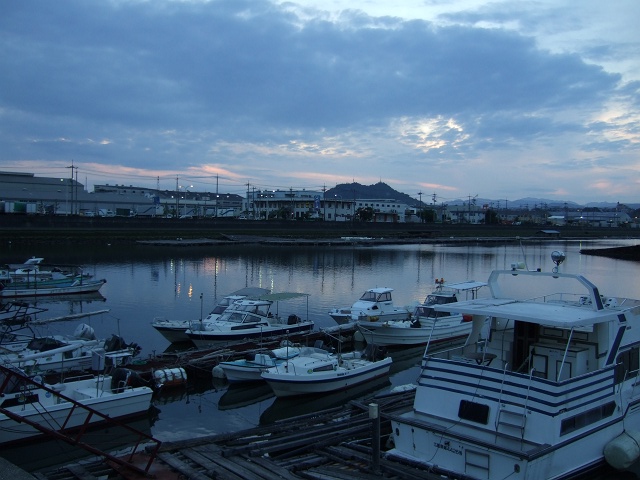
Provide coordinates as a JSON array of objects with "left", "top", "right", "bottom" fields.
[{"left": 33, "top": 389, "right": 450, "bottom": 480}]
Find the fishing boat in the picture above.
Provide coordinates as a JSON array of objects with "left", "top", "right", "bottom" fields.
[
  {"left": 0, "top": 324, "right": 140, "bottom": 375},
  {"left": 356, "top": 279, "right": 486, "bottom": 346},
  {"left": 261, "top": 343, "right": 392, "bottom": 397},
  {"left": 387, "top": 251, "right": 640, "bottom": 479},
  {"left": 0, "top": 274, "right": 106, "bottom": 298},
  {"left": 0, "top": 364, "right": 153, "bottom": 446},
  {"left": 217, "top": 343, "right": 302, "bottom": 383},
  {"left": 152, "top": 287, "right": 270, "bottom": 343},
  {"left": 4, "top": 257, "right": 92, "bottom": 282},
  {"left": 186, "top": 293, "right": 314, "bottom": 348},
  {"left": 328, "top": 287, "right": 411, "bottom": 324}
]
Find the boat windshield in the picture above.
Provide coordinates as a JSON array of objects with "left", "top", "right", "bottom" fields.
[
  {"left": 424, "top": 294, "right": 456, "bottom": 306},
  {"left": 209, "top": 305, "right": 228, "bottom": 315},
  {"left": 414, "top": 305, "right": 452, "bottom": 318},
  {"left": 359, "top": 291, "right": 391, "bottom": 302},
  {"left": 233, "top": 303, "right": 270, "bottom": 316},
  {"left": 218, "top": 311, "right": 247, "bottom": 323}
]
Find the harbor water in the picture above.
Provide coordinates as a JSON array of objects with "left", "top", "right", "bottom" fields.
[{"left": 2, "top": 238, "right": 639, "bottom": 472}]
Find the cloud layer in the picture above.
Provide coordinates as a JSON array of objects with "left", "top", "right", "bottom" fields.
[{"left": 1, "top": 0, "right": 638, "bottom": 202}]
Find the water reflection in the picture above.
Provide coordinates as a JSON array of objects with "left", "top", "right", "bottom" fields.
[{"left": 1, "top": 239, "right": 638, "bottom": 449}]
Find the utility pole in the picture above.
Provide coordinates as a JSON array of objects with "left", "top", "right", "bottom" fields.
[
  {"left": 66, "top": 161, "right": 77, "bottom": 215},
  {"left": 322, "top": 184, "right": 326, "bottom": 221},
  {"left": 176, "top": 176, "right": 179, "bottom": 217}
]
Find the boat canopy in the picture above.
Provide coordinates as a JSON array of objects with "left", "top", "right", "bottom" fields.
[
  {"left": 258, "top": 292, "right": 309, "bottom": 302},
  {"left": 434, "top": 297, "right": 629, "bottom": 328},
  {"left": 442, "top": 281, "right": 487, "bottom": 291}
]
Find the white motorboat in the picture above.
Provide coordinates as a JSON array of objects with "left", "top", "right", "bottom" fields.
[
  {"left": 0, "top": 324, "right": 140, "bottom": 375},
  {"left": 261, "top": 344, "right": 392, "bottom": 397},
  {"left": 0, "top": 364, "right": 153, "bottom": 446},
  {"left": 387, "top": 251, "right": 640, "bottom": 479},
  {"left": 328, "top": 287, "right": 411, "bottom": 324},
  {"left": 152, "top": 287, "right": 270, "bottom": 343},
  {"left": 186, "top": 293, "right": 314, "bottom": 348},
  {"left": 217, "top": 344, "right": 302, "bottom": 383},
  {"left": 357, "top": 279, "right": 486, "bottom": 346}
]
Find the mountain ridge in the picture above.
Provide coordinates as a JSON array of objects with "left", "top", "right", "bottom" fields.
[{"left": 325, "top": 182, "right": 638, "bottom": 210}]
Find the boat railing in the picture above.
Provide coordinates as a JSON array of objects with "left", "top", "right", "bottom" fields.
[{"left": 0, "top": 364, "right": 161, "bottom": 475}]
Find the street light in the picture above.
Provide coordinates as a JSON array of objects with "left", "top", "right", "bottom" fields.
[{"left": 334, "top": 194, "right": 342, "bottom": 221}]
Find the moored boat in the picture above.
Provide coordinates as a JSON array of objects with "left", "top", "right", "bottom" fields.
[
  {"left": 217, "top": 343, "right": 302, "bottom": 383},
  {"left": 0, "top": 323, "right": 141, "bottom": 375},
  {"left": 152, "top": 287, "right": 270, "bottom": 343},
  {"left": 186, "top": 292, "right": 314, "bottom": 348},
  {"left": 261, "top": 344, "right": 392, "bottom": 397},
  {"left": 387, "top": 252, "right": 640, "bottom": 479},
  {"left": 0, "top": 275, "right": 106, "bottom": 298},
  {"left": 328, "top": 287, "right": 411, "bottom": 324},
  {"left": 357, "top": 279, "right": 487, "bottom": 346},
  {"left": 0, "top": 364, "right": 153, "bottom": 446}
]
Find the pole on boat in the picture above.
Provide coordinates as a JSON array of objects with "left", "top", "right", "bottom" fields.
[{"left": 369, "top": 402, "right": 381, "bottom": 474}]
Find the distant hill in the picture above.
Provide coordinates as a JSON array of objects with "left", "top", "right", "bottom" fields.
[
  {"left": 325, "top": 183, "right": 640, "bottom": 211},
  {"left": 326, "top": 182, "right": 421, "bottom": 206}
]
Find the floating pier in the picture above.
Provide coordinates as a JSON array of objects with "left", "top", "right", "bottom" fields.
[{"left": 34, "top": 388, "right": 452, "bottom": 480}]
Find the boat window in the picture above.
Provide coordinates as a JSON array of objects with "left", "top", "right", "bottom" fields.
[
  {"left": 209, "top": 305, "right": 228, "bottom": 314},
  {"left": 243, "top": 314, "right": 264, "bottom": 324},
  {"left": 359, "top": 291, "right": 377, "bottom": 302},
  {"left": 220, "top": 311, "right": 246, "bottom": 323},
  {"left": 415, "top": 306, "right": 436, "bottom": 318},
  {"left": 458, "top": 399, "right": 489, "bottom": 424},
  {"left": 560, "top": 402, "right": 615, "bottom": 436},
  {"left": 615, "top": 347, "right": 640, "bottom": 383},
  {"left": 378, "top": 292, "right": 391, "bottom": 302}
]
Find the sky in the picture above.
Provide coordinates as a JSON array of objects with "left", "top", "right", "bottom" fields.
[{"left": 1, "top": 0, "right": 639, "bottom": 205}]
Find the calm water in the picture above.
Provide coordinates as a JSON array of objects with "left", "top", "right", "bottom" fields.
[{"left": 2, "top": 238, "right": 639, "bottom": 471}]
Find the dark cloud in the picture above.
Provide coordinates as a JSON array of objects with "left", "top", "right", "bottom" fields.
[{"left": 0, "top": 0, "right": 635, "bottom": 201}]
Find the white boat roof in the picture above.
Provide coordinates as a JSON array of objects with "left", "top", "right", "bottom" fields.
[
  {"left": 259, "top": 292, "right": 309, "bottom": 301},
  {"left": 364, "top": 287, "right": 394, "bottom": 293},
  {"left": 229, "top": 287, "right": 271, "bottom": 298},
  {"left": 436, "top": 297, "right": 627, "bottom": 328},
  {"left": 440, "top": 281, "right": 487, "bottom": 291}
]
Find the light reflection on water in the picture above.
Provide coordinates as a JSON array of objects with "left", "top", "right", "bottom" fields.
[{"left": 2, "top": 239, "right": 639, "bottom": 471}]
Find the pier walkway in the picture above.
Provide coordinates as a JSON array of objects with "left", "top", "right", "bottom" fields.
[{"left": 34, "top": 389, "right": 448, "bottom": 480}]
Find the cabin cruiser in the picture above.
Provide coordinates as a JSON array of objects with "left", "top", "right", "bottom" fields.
[
  {"left": 357, "top": 279, "right": 486, "bottom": 346},
  {"left": 387, "top": 252, "right": 640, "bottom": 479},
  {"left": 328, "top": 287, "right": 411, "bottom": 324}
]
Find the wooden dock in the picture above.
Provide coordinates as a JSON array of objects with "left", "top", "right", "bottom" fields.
[
  {"left": 35, "top": 388, "right": 451, "bottom": 480},
  {"left": 130, "top": 325, "right": 359, "bottom": 382}
]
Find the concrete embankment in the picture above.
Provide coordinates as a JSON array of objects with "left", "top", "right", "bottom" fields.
[{"left": 2, "top": 214, "right": 638, "bottom": 245}]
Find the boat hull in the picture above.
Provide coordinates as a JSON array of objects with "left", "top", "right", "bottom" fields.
[
  {"left": 357, "top": 317, "right": 472, "bottom": 346},
  {"left": 262, "top": 357, "right": 392, "bottom": 397},
  {"left": 389, "top": 410, "right": 630, "bottom": 480},
  {"left": 219, "top": 362, "right": 272, "bottom": 383},
  {"left": 188, "top": 322, "right": 314, "bottom": 348},
  {"left": 0, "top": 379, "right": 152, "bottom": 446},
  {"left": 0, "top": 279, "right": 106, "bottom": 298},
  {"left": 151, "top": 322, "right": 192, "bottom": 343}
]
